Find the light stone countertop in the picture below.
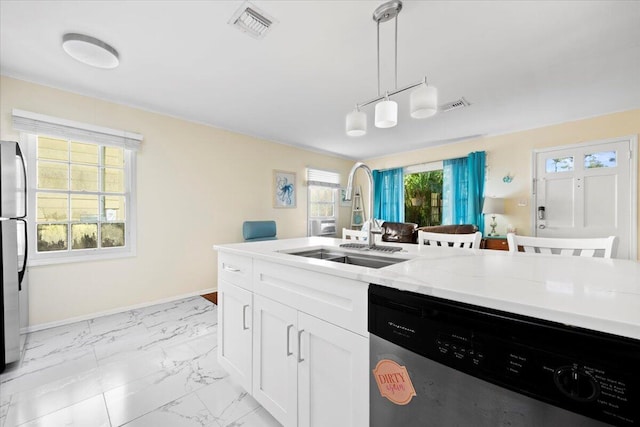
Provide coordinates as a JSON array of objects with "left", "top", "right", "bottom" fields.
[{"left": 214, "top": 237, "right": 640, "bottom": 340}]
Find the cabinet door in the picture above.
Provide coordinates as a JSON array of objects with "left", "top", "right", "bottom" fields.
[
  {"left": 297, "top": 313, "right": 369, "bottom": 427},
  {"left": 218, "top": 280, "right": 253, "bottom": 392},
  {"left": 253, "top": 295, "right": 298, "bottom": 427}
]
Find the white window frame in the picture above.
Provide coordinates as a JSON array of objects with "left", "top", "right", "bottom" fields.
[
  {"left": 13, "top": 110, "right": 141, "bottom": 265},
  {"left": 306, "top": 168, "right": 340, "bottom": 237},
  {"left": 308, "top": 185, "right": 337, "bottom": 219}
]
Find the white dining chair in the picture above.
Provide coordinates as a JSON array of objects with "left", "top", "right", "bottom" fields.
[
  {"left": 342, "top": 228, "right": 368, "bottom": 242},
  {"left": 506, "top": 233, "right": 617, "bottom": 258},
  {"left": 417, "top": 231, "right": 482, "bottom": 249}
]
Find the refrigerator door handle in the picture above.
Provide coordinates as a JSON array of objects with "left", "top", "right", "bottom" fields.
[
  {"left": 16, "top": 143, "right": 27, "bottom": 219},
  {"left": 17, "top": 218, "right": 27, "bottom": 289}
]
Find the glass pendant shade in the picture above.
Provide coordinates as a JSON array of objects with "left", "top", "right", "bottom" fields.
[
  {"left": 346, "top": 109, "right": 367, "bottom": 136},
  {"left": 410, "top": 84, "right": 438, "bottom": 118},
  {"left": 374, "top": 99, "right": 398, "bottom": 128}
]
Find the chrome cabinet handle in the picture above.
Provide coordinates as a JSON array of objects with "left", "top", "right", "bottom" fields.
[
  {"left": 242, "top": 304, "right": 250, "bottom": 330},
  {"left": 297, "top": 329, "right": 305, "bottom": 363},
  {"left": 223, "top": 264, "right": 241, "bottom": 273},
  {"left": 286, "top": 324, "right": 294, "bottom": 356}
]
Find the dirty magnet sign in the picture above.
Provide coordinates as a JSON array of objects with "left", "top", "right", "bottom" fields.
[{"left": 373, "top": 359, "right": 417, "bottom": 405}]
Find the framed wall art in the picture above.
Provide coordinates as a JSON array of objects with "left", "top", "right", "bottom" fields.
[
  {"left": 340, "top": 187, "right": 351, "bottom": 207},
  {"left": 273, "top": 170, "right": 296, "bottom": 208}
]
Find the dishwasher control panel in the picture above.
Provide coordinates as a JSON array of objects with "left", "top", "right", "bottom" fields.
[{"left": 369, "top": 284, "right": 640, "bottom": 427}]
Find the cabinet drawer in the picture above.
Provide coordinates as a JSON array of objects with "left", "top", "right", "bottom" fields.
[
  {"left": 253, "top": 260, "right": 368, "bottom": 336},
  {"left": 219, "top": 252, "right": 253, "bottom": 291},
  {"left": 483, "top": 238, "right": 508, "bottom": 251}
]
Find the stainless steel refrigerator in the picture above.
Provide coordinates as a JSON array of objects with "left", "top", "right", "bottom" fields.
[{"left": 1, "top": 140, "right": 28, "bottom": 372}]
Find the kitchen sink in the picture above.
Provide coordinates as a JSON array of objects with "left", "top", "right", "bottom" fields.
[{"left": 284, "top": 248, "right": 408, "bottom": 269}]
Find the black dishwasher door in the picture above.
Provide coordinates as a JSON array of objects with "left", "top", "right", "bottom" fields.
[{"left": 368, "top": 284, "right": 639, "bottom": 427}]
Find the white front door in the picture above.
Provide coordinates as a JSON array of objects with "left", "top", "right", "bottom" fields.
[{"left": 533, "top": 136, "right": 637, "bottom": 259}]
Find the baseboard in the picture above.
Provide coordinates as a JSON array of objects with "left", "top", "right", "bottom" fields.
[{"left": 21, "top": 287, "right": 217, "bottom": 334}]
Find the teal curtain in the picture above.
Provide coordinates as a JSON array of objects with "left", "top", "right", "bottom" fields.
[
  {"left": 373, "top": 168, "right": 405, "bottom": 222},
  {"left": 442, "top": 157, "right": 468, "bottom": 225},
  {"left": 467, "top": 151, "right": 486, "bottom": 235},
  {"left": 442, "top": 151, "right": 486, "bottom": 234}
]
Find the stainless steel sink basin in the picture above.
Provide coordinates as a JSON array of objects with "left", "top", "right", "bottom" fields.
[{"left": 285, "top": 248, "right": 408, "bottom": 269}]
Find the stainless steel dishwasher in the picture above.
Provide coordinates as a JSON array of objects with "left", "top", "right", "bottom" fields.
[{"left": 369, "top": 284, "right": 639, "bottom": 426}]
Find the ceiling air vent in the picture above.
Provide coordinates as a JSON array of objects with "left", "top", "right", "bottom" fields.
[
  {"left": 228, "top": 1, "right": 277, "bottom": 39},
  {"left": 439, "top": 97, "right": 471, "bottom": 113}
]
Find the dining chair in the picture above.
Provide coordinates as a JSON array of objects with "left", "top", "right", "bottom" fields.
[
  {"left": 417, "top": 231, "right": 482, "bottom": 249},
  {"left": 506, "top": 233, "right": 617, "bottom": 258},
  {"left": 242, "top": 220, "right": 277, "bottom": 242}
]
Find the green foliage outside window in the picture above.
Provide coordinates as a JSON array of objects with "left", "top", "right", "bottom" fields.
[{"left": 404, "top": 171, "right": 443, "bottom": 226}]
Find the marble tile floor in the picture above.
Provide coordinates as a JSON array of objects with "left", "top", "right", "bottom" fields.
[{"left": 0, "top": 296, "right": 281, "bottom": 427}]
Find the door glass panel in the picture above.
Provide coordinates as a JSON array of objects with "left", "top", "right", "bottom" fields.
[
  {"left": 37, "top": 137, "right": 68, "bottom": 161},
  {"left": 102, "top": 196, "right": 125, "bottom": 221},
  {"left": 101, "top": 223, "right": 125, "bottom": 247},
  {"left": 36, "top": 193, "right": 68, "bottom": 221},
  {"left": 71, "top": 165, "right": 99, "bottom": 191},
  {"left": 70, "top": 142, "right": 99, "bottom": 165},
  {"left": 584, "top": 151, "right": 616, "bottom": 169},
  {"left": 71, "top": 194, "right": 99, "bottom": 221},
  {"left": 545, "top": 157, "right": 574, "bottom": 173},
  {"left": 103, "top": 168, "right": 124, "bottom": 193},
  {"left": 72, "top": 223, "right": 98, "bottom": 249},
  {"left": 37, "top": 224, "right": 68, "bottom": 252},
  {"left": 38, "top": 161, "right": 69, "bottom": 190}
]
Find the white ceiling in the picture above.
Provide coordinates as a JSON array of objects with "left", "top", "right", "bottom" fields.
[{"left": 1, "top": 1, "right": 639, "bottom": 160}]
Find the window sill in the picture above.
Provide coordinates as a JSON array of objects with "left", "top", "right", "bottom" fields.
[{"left": 28, "top": 249, "right": 136, "bottom": 267}]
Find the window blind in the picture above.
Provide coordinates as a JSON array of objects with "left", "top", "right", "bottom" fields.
[
  {"left": 12, "top": 109, "right": 143, "bottom": 151},
  {"left": 307, "top": 168, "right": 341, "bottom": 188}
]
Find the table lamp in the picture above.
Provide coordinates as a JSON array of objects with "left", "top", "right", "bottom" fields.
[{"left": 482, "top": 197, "right": 505, "bottom": 236}]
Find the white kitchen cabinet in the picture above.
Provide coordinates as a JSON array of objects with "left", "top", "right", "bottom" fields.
[
  {"left": 298, "top": 312, "right": 369, "bottom": 427},
  {"left": 253, "top": 294, "right": 298, "bottom": 426},
  {"left": 218, "top": 280, "right": 253, "bottom": 392},
  {"left": 253, "top": 294, "right": 369, "bottom": 427},
  {"left": 217, "top": 253, "right": 369, "bottom": 426}
]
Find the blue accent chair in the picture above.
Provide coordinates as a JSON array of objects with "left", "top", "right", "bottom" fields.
[{"left": 242, "top": 221, "right": 277, "bottom": 242}]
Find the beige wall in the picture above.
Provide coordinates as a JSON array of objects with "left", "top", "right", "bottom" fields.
[
  {"left": 0, "top": 76, "right": 354, "bottom": 326},
  {"left": 365, "top": 109, "right": 640, "bottom": 259}
]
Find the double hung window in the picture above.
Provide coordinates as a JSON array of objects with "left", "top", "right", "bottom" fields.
[
  {"left": 13, "top": 109, "right": 141, "bottom": 264},
  {"left": 307, "top": 168, "right": 340, "bottom": 236}
]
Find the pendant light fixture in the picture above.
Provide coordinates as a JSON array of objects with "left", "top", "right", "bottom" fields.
[
  {"left": 375, "top": 92, "right": 398, "bottom": 128},
  {"left": 410, "top": 77, "right": 438, "bottom": 118},
  {"left": 345, "top": 0, "right": 439, "bottom": 136},
  {"left": 346, "top": 106, "right": 367, "bottom": 136}
]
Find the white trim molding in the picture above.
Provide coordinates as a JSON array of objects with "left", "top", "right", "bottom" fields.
[{"left": 21, "top": 287, "right": 217, "bottom": 334}]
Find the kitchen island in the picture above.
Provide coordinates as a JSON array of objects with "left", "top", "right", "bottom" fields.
[{"left": 214, "top": 237, "right": 640, "bottom": 427}]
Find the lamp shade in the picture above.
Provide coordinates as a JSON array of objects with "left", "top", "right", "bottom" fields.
[
  {"left": 410, "top": 84, "right": 438, "bottom": 118},
  {"left": 374, "top": 99, "right": 398, "bottom": 128},
  {"left": 346, "top": 109, "right": 367, "bottom": 136},
  {"left": 482, "top": 197, "right": 505, "bottom": 214}
]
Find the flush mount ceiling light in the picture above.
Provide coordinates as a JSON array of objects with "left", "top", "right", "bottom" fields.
[
  {"left": 62, "top": 33, "right": 119, "bottom": 69},
  {"left": 346, "top": 0, "right": 467, "bottom": 137}
]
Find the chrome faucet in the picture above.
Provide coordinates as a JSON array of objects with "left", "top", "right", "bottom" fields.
[{"left": 345, "top": 162, "right": 382, "bottom": 248}]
